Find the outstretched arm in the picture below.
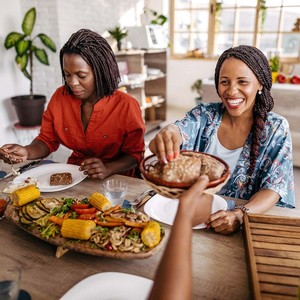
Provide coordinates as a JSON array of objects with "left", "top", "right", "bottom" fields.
[{"left": 148, "top": 176, "right": 212, "bottom": 300}]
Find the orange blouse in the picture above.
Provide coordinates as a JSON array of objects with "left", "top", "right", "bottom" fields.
[{"left": 36, "top": 86, "right": 145, "bottom": 175}]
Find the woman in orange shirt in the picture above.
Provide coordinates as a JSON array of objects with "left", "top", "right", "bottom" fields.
[{"left": 0, "top": 29, "right": 145, "bottom": 179}]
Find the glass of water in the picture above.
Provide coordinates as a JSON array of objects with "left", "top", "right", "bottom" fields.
[
  {"left": 0, "top": 266, "right": 21, "bottom": 300},
  {"left": 102, "top": 179, "right": 128, "bottom": 206}
]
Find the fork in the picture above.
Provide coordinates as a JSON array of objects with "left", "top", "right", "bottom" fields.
[{"left": 7, "top": 156, "right": 21, "bottom": 176}]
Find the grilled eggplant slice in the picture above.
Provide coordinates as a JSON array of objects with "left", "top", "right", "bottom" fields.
[
  {"left": 40, "top": 198, "right": 61, "bottom": 212},
  {"left": 26, "top": 204, "right": 47, "bottom": 220}
]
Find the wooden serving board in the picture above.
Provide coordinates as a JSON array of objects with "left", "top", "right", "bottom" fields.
[
  {"left": 243, "top": 214, "right": 300, "bottom": 300},
  {"left": 5, "top": 205, "right": 165, "bottom": 259}
]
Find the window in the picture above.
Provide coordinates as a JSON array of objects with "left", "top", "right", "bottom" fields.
[{"left": 170, "top": 0, "right": 300, "bottom": 60}]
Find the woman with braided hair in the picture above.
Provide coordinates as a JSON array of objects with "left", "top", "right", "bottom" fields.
[
  {"left": 149, "top": 45, "right": 294, "bottom": 235},
  {"left": 0, "top": 29, "right": 145, "bottom": 179}
]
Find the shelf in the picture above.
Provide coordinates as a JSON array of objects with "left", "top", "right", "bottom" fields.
[{"left": 115, "top": 50, "right": 167, "bottom": 134}]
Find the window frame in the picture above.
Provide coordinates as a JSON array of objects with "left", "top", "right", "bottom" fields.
[{"left": 170, "top": 0, "right": 300, "bottom": 62}]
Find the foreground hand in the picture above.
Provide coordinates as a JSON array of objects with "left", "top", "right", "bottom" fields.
[
  {"left": 80, "top": 158, "right": 109, "bottom": 180},
  {"left": 0, "top": 144, "right": 28, "bottom": 163},
  {"left": 208, "top": 210, "right": 243, "bottom": 235},
  {"left": 177, "top": 175, "right": 213, "bottom": 227},
  {"left": 149, "top": 124, "right": 182, "bottom": 164}
]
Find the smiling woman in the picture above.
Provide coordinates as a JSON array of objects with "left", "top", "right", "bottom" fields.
[
  {"left": 149, "top": 45, "right": 295, "bottom": 235},
  {"left": 0, "top": 29, "right": 145, "bottom": 180}
]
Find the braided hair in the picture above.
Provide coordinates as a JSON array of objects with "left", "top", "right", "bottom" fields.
[
  {"left": 59, "top": 28, "right": 120, "bottom": 99},
  {"left": 214, "top": 45, "right": 274, "bottom": 186}
]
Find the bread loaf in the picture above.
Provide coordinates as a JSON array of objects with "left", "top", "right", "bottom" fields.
[
  {"left": 50, "top": 172, "right": 73, "bottom": 185},
  {"left": 149, "top": 152, "right": 225, "bottom": 183}
]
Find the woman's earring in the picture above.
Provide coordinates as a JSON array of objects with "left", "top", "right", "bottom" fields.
[{"left": 258, "top": 90, "right": 262, "bottom": 95}]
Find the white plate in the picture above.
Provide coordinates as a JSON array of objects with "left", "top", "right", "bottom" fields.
[
  {"left": 13, "top": 163, "right": 87, "bottom": 192},
  {"left": 60, "top": 272, "right": 153, "bottom": 300},
  {"left": 144, "top": 194, "right": 228, "bottom": 229}
]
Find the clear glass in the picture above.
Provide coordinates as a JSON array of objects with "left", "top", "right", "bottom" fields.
[
  {"left": 102, "top": 179, "right": 128, "bottom": 206},
  {"left": 173, "top": 32, "right": 191, "bottom": 54},
  {"left": 215, "top": 33, "right": 234, "bottom": 54},
  {"left": 0, "top": 266, "right": 21, "bottom": 300},
  {"left": 263, "top": 8, "right": 280, "bottom": 32},
  {"left": 281, "top": 33, "right": 300, "bottom": 57},
  {"left": 282, "top": 6, "right": 300, "bottom": 31},
  {"left": 174, "top": 10, "right": 191, "bottom": 31}
]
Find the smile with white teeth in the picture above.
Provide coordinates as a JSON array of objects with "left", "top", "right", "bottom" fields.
[{"left": 227, "top": 98, "right": 243, "bottom": 106}]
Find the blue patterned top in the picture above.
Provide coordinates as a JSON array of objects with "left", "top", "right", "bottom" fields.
[{"left": 175, "top": 102, "right": 295, "bottom": 208}]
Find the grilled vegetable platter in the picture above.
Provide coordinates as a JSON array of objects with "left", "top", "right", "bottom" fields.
[{"left": 5, "top": 184, "right": 165, "bottom": 259}]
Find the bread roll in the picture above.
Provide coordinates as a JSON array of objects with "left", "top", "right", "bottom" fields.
[{"left": 149, "top": 152, "right": 225, "bottom": 183}]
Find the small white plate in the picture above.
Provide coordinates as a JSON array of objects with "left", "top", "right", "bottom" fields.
[
  {"left": 13, "top": 163, "right": 87, "bottom": 192},
  {"left": 60, "top": 272, "right": 153, "bottom": 300},
  {"left": 144, "top": 194, "right": 228, "bottom": 229}
]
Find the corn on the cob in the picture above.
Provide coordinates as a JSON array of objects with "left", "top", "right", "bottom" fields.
[
  {"left": 88, "top": 192, "right": 112, "bottom": 212},
  {"left": 61, "top": 219, "right": 96, "bottom": 240},
  {"left": 11, "top": 185, "right": 40, "bottom": 206},
  {"left": 141, "top": 221, "right": 161, "bottom": 248}
]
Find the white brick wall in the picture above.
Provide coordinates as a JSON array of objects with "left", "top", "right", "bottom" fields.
[{"left": 19, "top": 0, "right": 145, "bottom": 104}]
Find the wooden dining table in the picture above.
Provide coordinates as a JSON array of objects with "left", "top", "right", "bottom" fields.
[{"left": 0, "top": 173, "right": 299, "bottom": 300}]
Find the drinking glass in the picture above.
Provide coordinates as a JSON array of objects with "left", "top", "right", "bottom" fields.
[
  {"left": 102, "top": 179, "right": 128, "bottom": 206},
  {"left": 0, "top": 266, "right": 21, "bottom": 300}
]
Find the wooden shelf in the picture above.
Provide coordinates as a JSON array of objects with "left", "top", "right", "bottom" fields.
[{"left": 115, "top": 50, "right": 167, "bottom": 134}]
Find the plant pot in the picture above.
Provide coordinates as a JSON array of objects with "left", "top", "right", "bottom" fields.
[{"left": 11, "top": 95, "right": 46, "bottom": 127}]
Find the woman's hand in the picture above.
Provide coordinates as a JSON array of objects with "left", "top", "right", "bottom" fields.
[
  {"left": 149, "top": 124, "right": 182, "bottom": 164},
  {"left": 208, "top": 210, "right": 243, "bottom": 235},
  {"left": 80, "top": 158, "right": 109, "bottom": 180},
  {"left": 0, "top": 144, "right": 28, "bottom": 164}
]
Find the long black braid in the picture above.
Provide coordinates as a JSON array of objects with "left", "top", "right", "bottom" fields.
[
  {"left": 59, "top": 28, "right": 120, "bottom": 99},
  {"left": 214, "top": 45, "right": 274, "bottom": 189}
]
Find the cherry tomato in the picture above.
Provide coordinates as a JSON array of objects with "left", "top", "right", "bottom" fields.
[
  {"left": 71, "top": 203, "right": 90, "bottom": 210},
  {"left": 74, "top": 207, "right": 97, "bottom": 215}
]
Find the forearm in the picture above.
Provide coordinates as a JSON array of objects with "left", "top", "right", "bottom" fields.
[
  {"left": 25, "top": 139, "right": 51, "bottom": 160},
  {"left": 148, "top": 212, "right": 193, "bottom": 300},
  {"left": 104, "top": 155, "right": 138, "bottom": 176},
  {"left": 244, "top": 189, "right": 280, "bottom": 213}
]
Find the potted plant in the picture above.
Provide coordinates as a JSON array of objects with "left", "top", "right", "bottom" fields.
[
  {"left": 4, "top": 7, "right": 56, "bottom": 126},
  {"left": 269, "top": 55, "right": 280, "bottom": 83},
  {"left": 107, "top": 26, "right": 128, "bottom": 51},
  {"left": 191, "top": 79, "right": 203, "bottom": 105}
]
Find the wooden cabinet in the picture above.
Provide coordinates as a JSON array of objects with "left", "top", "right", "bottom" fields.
[{"left": 115, "top": 50, "right": 167, "bottom": 133}]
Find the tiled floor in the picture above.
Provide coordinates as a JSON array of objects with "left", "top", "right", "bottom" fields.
[{"left": 145, "top": 106, "right": 300, "bottom": 209}]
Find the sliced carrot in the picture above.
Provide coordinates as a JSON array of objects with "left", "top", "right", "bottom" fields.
[
  {"left": 48, "top": 215, "right": 64, "bottom": 226},
  {"left": 104, "top": 216, "right": 126, "bottom": 223},
  {"left": 95, "top": 221, "right": 123, "bottom": 227},
  {"left": 102, "top": 205, "right": 122, "bottom": 216},
  {"left": 124, "top": 220, "right": 148, "bottom": 228}
]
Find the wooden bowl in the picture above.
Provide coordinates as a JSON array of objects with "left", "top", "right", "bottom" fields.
[{"left": 140, "top": 151, "right": 230, "bottom": 198}]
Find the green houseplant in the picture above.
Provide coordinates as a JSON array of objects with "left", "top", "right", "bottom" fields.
[
  {"left": 191, "top": 79, "right": 203, "bottom": 105},
  {"left": 108, "top": 26, "right": 128, "bottom": 51},
  {"left": 4, "top": 7, "right": 57, "bottom": 126}
]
